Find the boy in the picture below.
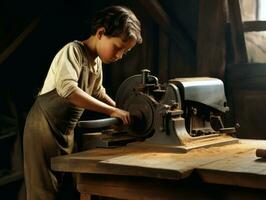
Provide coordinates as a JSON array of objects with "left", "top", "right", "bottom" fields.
[{"left": 23, "top": 5, "right": 142, "bottom": 200}]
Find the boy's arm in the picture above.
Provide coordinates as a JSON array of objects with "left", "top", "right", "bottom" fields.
[
  {"left": 97, "top": 93, "right": 116, "bottom": 107},
  {"left": 67, "top": 87, "right": 130, "bottom": 125}
]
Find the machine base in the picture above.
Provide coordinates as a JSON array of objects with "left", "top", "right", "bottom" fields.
[{"left": 128, "top": 135, "right": 239, "bottom": 153}]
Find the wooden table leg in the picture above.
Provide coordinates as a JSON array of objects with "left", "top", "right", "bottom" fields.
[{"left": 80, "top": 193, "right": 91, "bottom": 200}]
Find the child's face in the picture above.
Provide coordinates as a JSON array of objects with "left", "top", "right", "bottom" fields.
[{"left": 96, "top": 33, "right": 137, "bottom": 64}]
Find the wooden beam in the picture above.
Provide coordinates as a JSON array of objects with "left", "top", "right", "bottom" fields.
[
  {"left": 137, "top": 0, "right": 195, "bottom": 60},
  {"left": 197, "top": 0, "right": 227, "bottom": 78},
  {"left": 158, "top": 30, "right": 169, "bottom": 82},
  {"left": 0, "top": 18, "right": 39, "bottom": 64},
  {"left": 243, "top": 21, "right": 266, "bottom": 32},
  {"left": 227, "top": 0, "right": 248, "bottom": 63}
]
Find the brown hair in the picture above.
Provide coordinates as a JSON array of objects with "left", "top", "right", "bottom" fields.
[{"left": 91, "top": 5, "right": 142, "bottom": 44}]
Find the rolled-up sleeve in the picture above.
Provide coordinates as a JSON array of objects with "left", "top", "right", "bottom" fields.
[{"left": 54, "top": 45, "right": 82, "bottom": 97}]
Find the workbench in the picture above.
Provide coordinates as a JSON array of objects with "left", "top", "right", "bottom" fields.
[{"left": 51, "top": 139, "right": 266, "bottom": 199}]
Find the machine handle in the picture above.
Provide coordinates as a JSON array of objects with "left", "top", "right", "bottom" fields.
[
  {"left": 256, "top": 148, "right": 266, "bottom": 159},
  {"left": 78, "top": 117, "right": 122, "bottom": 129}
]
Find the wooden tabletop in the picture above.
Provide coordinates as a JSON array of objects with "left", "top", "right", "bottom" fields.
[{"left": 51, "top": 139, "right": 266, "bottom": 189}]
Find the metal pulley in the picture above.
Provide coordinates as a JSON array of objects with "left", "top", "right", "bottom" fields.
[{"left": 78, "top": 69, "right": 158, "bottom": 138}]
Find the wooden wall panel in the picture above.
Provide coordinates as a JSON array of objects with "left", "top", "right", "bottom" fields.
[
  {"left": 226, "top": 63, "right": 266, "bottom": 139},
  {"left": 233, "top": 90, "right": 266, "bottom": 139},
  {"left": 197, "top": 0, "right": 227, "bottom": 78}
]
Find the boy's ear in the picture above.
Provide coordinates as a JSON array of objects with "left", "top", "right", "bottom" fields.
[{"left": 96, "top": 27, "right": 106, "bottom": 39}]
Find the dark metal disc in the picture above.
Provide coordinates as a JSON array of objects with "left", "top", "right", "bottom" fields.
[{"left": 120, "top": 92, "right": 156, "bottom": 137}]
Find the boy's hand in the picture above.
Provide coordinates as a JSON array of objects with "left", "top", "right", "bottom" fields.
[{"left": 110, "top": 108, "right": 131, "bottom": 126}]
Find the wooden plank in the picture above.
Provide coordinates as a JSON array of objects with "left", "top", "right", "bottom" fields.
[
  {"left": 197, "top": 0, "right": 227, "bottom": 78},
  {"left": 243, "top": 21, "right": 266, "bottom": 32},
  {"left": 228, "top": 90, "right": 266, "bottom": 139},
  {"left": 226, "top": 63, "right": 266, "bottom": 89},
  {"left": 197, "top": 141, "right": 266, "bottom": 189},
  {"left": 101, "top": 140, "right": 266, "bottom": 190},
  {"left": 52, "top": 139, "right": 266, "bottom": 190},
  {"left": 52, "top": 139, "right": 266, "bottom": 186},
  {"left": 158, "top": 29, "right": 169, "bottom": 82},
  {"left": 225, "top": 63, "right": 266, "bottom": 139},
  {"left": 100, "top": 141, "right": 254, "bottom": 175},
  {"left": 227, "top": 0, "right": 248, "bottom": 63},
  {"left": 137, "top": 0, "right": 194, "bottom": 59},
  {"left": 51, "top": 146, "right": 184, "bottom": 180},
  {"left": 0, "top": 171, "right": 23, "bottom": 186},
  {"left": 0, "top": 18, "right": 39, "bottom": 64}
]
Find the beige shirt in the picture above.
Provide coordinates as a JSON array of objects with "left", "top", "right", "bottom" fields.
[{"left": 39, "top": 41, "right": 106, "bottom": 98}]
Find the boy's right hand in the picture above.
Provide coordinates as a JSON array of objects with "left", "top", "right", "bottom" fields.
[{"left": 110, "top": 108, "right": 131, "bottom": 126}]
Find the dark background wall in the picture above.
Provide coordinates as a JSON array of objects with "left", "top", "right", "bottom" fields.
[{"left": 0, "top": 0, "right": 199, "bottom": 130}]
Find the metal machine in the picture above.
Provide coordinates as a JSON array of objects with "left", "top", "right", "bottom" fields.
[{"left": 78, "top": 69, "right": 238, "bottom": 152}]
